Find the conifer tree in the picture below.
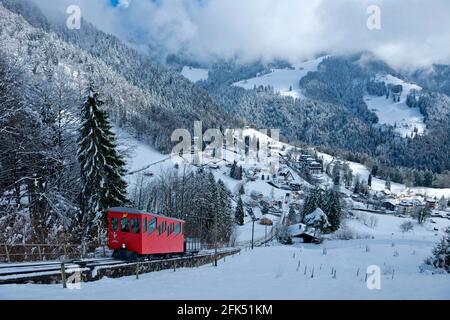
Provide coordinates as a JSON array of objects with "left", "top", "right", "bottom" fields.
[
  {"left": 324, "top": 190, "right": 342, "bottom": 232},
  {"left": 235, "top": 196, "right": 245, "bottom": 226},
  {"left": 77, "top": 84, "right": 128, "bottom": 239},
  {"left": 385, "top": 177, "right": 392, "bottom": 191},
  {"left": 302, "top": 188, "right": 324, "bottom": 219}
]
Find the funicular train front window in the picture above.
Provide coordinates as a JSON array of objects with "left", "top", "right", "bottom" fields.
[
  {"left": 174, "top": 223, "right": 181, "bottom": 236},
  {"left": 132, "top": 218, "right": 140, "bottom": 234},
  {"left": 121, "top": 218, "right": 130, "bottom": 232}
]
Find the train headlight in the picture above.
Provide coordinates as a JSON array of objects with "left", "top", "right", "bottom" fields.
[{"left": 121, "top": 243, "right": 126, "bottom": 249}]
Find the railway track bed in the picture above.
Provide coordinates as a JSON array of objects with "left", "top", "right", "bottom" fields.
[{"left": 0, "top": 248, "right": 240, "bottom": 285}]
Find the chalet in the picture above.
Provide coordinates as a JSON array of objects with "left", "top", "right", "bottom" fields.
[
  {"left": 425, "top": 198, "right": 437, "bottom": 209},
  {"left": 308, "top": 161, "right": 322, "bottom": 175},
  {"left": 382, "top": 199, "right": 398, "bottom": 212},
  {"left": 397, "top": 199, "right": 424, "bottom": 215},
  {"left": 278, "top": 170, "right": 295, "bottom": 181},
  {"left": 387, "top": 84, "right": 403, "bottom": 102},
  {"left": 289, "top": 182, "right": 302, "bottom": 191},
  {"left": 287, "top": 224, "right": 321, "bottom": 244},
  {"left": 260, "top": 217, "right": 273, "bottom": 226},
  {"left": 397, "top": 201, "right": 414, "bottom": 215}
]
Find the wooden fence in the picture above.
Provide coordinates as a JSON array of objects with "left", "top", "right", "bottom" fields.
[{"left": 0, "top": 243, "right": 107, "bottom": 263}]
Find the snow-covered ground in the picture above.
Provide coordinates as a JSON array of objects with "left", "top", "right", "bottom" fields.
[
  {"left": 233, "top": 56, "right": 328, "bottom": 99},
  {"left": 365, "top": 75, "right": 425, "bottom": 138},
  {"left": 181, "top": 66, "right": 209, "bottom": 83},
  {"left": 1, "top": 213, "right": 448, "bottom": 300}
]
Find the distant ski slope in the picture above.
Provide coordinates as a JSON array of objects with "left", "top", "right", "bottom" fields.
[
  {"left": 233, "top": 56, "right": 328, "bottom": 99},
  {"left": 181, "top": 66, "right": 209, "bottom": 83},
  {"left": 365, "top": 75, "right": 426, "bottom": 138}
]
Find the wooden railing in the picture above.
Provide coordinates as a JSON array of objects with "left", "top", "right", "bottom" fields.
[{"left": 0, "top": 243, "right": 107, "bottom": 263}]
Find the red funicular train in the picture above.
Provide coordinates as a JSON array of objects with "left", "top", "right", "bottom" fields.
[{"left": 108, "top": 207, "right": 200, "bottom": 260}]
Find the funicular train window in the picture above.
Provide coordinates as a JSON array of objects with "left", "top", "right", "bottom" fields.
[
  {"left": 111, "top": 218, "right": 119, "bottom": 231},
  {"left": 148, "top": 218, "right": 157, "bottom": 235},
  {"left": 174, "top": 223, "right": 181, "bottom": 236},
  {"left": 143, "top": 217, "right": 148, "bottom": 233},
  {"left": 132, "top": 218, "right": 140, "bottom": 234},
  {"left": 121, "top": 218, "right": 130, "bottom": 232},
  {"left": 158, "top": 223, "right": 163, "bottom": 235}
]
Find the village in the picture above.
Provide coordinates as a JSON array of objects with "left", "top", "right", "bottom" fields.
[{"left": 195, "top": 128, "right": 450, "bottom": 245}]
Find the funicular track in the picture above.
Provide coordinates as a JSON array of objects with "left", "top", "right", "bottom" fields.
[{"left": 0, "top": 248, "right": 240, "bottom": 285}]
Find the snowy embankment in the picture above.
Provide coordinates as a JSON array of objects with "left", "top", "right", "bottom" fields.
[
  {"left": 365, "top": 74, "right": 425, "bottom": 138},
  {"left": 1, "top": 213, "right": 449, "bottom": 300},
  {"left": 233, "top": 56, "right": 328, "bottom": 99}
]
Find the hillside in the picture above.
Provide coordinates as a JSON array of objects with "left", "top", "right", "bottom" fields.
[{"left": 0, "top": 0, "right": 239, "bottom": 153}]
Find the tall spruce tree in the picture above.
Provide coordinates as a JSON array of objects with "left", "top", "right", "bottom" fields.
[
  {"left": 77, "top": 84, "right": 128, "bottom": 238},
  {"left": 324, "top": 190, "right": 342, "bottom": 232}
]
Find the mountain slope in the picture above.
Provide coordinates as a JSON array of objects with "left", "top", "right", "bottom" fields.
[{"left": 0, "top": 0, "right": 240, "bottom": 153}]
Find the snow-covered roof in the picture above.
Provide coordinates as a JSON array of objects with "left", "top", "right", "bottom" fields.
[
  {"left": 287, "top": 223, "right": 307, "bottom": 237},
  {"left": 382, "top": 199, "right": 398, "bottom": 206},
  {"left": 108, "top": 207, "right": 185, "bottom": 222}
]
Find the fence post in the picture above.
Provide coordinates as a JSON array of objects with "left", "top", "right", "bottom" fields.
[
  {"left": 136, "top": 261, "right": 140, "bottom": 280},
  {"left": 4, "top": 245, "right": 10, "bottom": 263},
  {"left": 61, "top": 263, "right": 67, "bottom": 289},
  {"left": 37, "top": 245, "right": 43, "bottom": 261}
]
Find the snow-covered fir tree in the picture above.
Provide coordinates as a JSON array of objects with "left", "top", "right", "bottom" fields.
[
  {"left": 235, "top": 196, "right": 245, "bottom": 226},
  {"left": 324, "top": 190, "right": 342, "bottom": 232},
  {"left": 77, "top": 83, "right": 128, "bottom": 240},
  {"left": 304, "top": 208, "right": 330, "bottom": 236},
  {"left": 426, "top": 227, "right": 450, "bottom": 273}
]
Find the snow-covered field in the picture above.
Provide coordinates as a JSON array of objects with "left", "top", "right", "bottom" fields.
[
  {"left": 1, "top": 213, "right": 448, "bottom": 300},
  {"left": 365, "top": 75, "right": 425, "bottom": 138},
  {"left": 181, "top": 66, "right": 209, "bottom": 83},
  {"left": 233, "top": 56, "right": 327, "bottom": 99}
]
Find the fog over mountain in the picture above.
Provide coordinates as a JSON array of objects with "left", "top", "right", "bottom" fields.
[{"left": 32, "top": 0, "right": 450, "bottom": 69}]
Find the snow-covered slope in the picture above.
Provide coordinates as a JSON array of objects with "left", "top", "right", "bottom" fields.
[
  {"left": 365, "top": 75, "right": 426, "bottom": 137},
  {"left": 233, "top": 56, "right": 328, "bottom": 99},
  {"left": 2, "top": 213, "right": 449, "bottom": 300},
  {"left": 181, "top": 66, "right": 209, "bottom": 83}
]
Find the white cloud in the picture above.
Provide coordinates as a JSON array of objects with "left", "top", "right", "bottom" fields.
[
  {"left": 32, "top": 0, "right": 450, "bottom": 69},
  {"left": 117, "top": 0, "right": 131, "bottom": 8}
]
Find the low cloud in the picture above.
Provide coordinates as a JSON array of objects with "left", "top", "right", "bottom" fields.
[{"left": 32, "top": 0, "right": 450, "bottom": 69}]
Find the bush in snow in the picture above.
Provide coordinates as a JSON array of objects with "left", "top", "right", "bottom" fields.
[
  {"left": 355, "top": 212, "right": 378, "bottom": 229},
  {"left": 425, "top": 227, "right": 450, "bottom": 273},
  {"left": 400, "top": 221, "right": 414, "bottom": 233}
]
